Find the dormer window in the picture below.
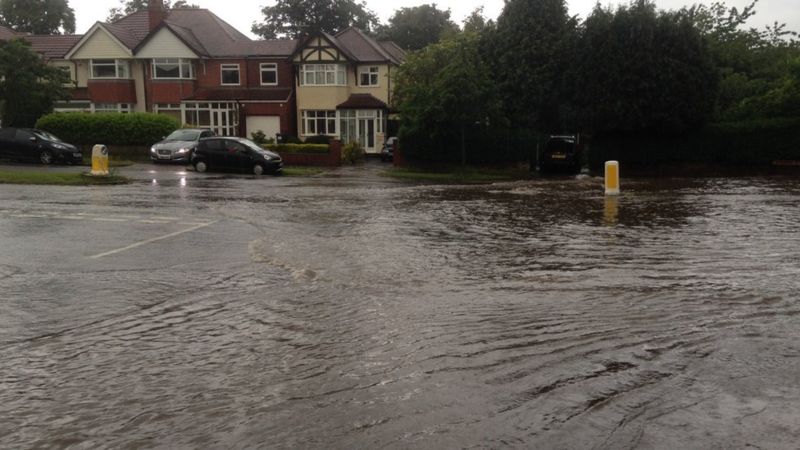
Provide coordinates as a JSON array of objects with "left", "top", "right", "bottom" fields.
[
  {"left": 359, "top": 66, "right": 379, "bottom": 87},
  {"left": 153, "top": 58, "right": 194, "bottom": 79},
  {"left": 221, "top": 64, "right": 240, "bottom": 86},
  {"left": 91, "top": 59, "right": 129, "bottom": 79}
]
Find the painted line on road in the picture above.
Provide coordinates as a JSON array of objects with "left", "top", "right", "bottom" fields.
[{"left": 88, "top": 221, "right": 218, "bottom": 259}]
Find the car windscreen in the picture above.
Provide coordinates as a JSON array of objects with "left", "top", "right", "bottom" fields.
[
  {"left": 165, "top": 130, "right": 201, "bottom": 141},
  {"left": 238, "top": 138, "right": 266, "bottom": 153},
  {"left": 33, "top": 131, "right": 62, "bottom": 142}
]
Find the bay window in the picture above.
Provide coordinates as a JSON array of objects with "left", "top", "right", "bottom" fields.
[
  {"left": 301, "top": 110, "right": 337, "bottom": 135},
  {"left": 153, "top": 58, "right": 194, "bottom": 79},
  {"left": 299, "top": 64, "right": 346, "bottom": 86}
]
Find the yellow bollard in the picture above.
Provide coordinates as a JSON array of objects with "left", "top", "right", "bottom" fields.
[
  {"left": 604, "top": 195, "right": 619, "bottom": 226},
  {"left": 91, "top": 144, "right": 109, "bottom": 176},
  {"left": 605, "top": 161, "right": 620, "bottom": 196}
]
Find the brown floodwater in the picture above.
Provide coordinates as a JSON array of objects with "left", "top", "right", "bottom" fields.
[{"left": 1, "top": 165, "right": 799, "bottom": 448}]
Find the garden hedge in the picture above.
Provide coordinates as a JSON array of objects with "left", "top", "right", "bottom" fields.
[
  {"left": 264, "top": 143, "right": 329, "bottom": 154},
  {"left": 35, "top": 112, "right": 180, "bottom": 146}
]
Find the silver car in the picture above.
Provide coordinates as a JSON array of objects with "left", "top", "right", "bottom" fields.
[{"left": 150, "top": 129, "right": 215, "bottom": 163}]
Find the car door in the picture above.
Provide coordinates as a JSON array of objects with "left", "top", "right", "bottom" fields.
[
  {"left": 224, "top": 141, "right": 251, "bottom": 171},
  {"left": 0, "top": 128, "right": 18, "bottom": 160},
  {"left": 15, "top": 129, "right": 40, "bottom": 161},
  {"left": 203, "top": 139, "right": 227, "bottom": 168}
]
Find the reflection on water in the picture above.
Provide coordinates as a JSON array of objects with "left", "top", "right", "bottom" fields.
[{"left": 1, "top": 171, "right": 800, "bottom": 448}]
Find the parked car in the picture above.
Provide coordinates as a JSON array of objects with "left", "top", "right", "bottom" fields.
[
  {"left": 191, "top": 136, "right": 282, "bottom": 175},
  {"left": 150, "top": 128, "right": 215, "bottom": 163},
  {"left": 0, "top": 127, "right": 83, "bottom": 165},
  {"left": 539, "top": 135, "right": 581, "bottom": 173},
  {"left": 381, "top": 136, "right": 398, "bottom": 162}
]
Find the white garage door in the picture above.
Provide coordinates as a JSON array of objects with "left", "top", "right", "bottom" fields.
[{"left": 245, "top": 116, "right": 281, "bottom": 140}]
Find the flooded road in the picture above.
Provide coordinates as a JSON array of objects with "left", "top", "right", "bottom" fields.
[{"left": 1, "top": 163, "right": 799, "bottom": 448}]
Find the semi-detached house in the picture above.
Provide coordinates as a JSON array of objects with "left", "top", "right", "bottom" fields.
[{"left": 3, "top": 0, "right": 405, "bottom": 154}]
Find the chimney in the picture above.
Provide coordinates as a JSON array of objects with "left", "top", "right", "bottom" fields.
[{"left": 148, "top": 0, "right": 167, "bottom": 31}]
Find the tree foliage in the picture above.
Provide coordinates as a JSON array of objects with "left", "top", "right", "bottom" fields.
[
  {"left": 487, "top": 0, "right": 578, "bottom": 132},
  {"left": 252, "top": 0, "right": 378, "bottom": 39},
  {"left": 394, "top": 33, "right": 507, "bottom": 162},
  {"left": 462, "top": 7, "right": 494, "bottom": 35},
  {"left": 0, "top": 39, "right": 69, "bottom": 127},
  {"left": 0, "top": 0, "right": 75, "bottom": 34},
  {"left": 572, "top": 0, "right": 718, "bottom": 135},
  {"left": 107, "top": 0, "right": 198, "bottom": 23},
  {"left": 375, "top": 4, "right": 459, "bottom": 51}
]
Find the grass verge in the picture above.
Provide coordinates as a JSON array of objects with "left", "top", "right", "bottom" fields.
[
  {"left": 0, "top": 170, "right": 129, "bottom": 186},
  {"left": 282, "top": 166, "right": 325, "bottom": 177},
  {"left": 381, "top": 167, "right": 530, "bottom": 184}
]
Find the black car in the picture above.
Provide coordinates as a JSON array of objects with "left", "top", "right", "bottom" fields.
[
  {"left": 539, "top": 135, "right": 581, "bottom": 173},
  {"left": 192, "top": 136, "right": 282, "bottom": 175},
  {"left": 150, "top": 128, "right": 215, "bottom": 163},
  {"left": 0, "top": 127, "right": 83, "bottom": 165},
  {"left": 380, "top": 136, "right": 397, "bottom": 162}
]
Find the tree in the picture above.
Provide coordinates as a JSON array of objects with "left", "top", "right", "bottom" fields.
[
  {"left": 251, "top": 0, "right": 378, "bottom": 39},
  {"left": 0, "top": 39, "right": 69, "bottom": 127},
  {"left": 394, "top": 33, "right": 507, "bottom": 162},
  {"left": 572, "top": 0, "right": 718, "bottom": 135},
  {"left": 488, "top": 0, "right": 578, "bottom": 132},
  {"left": 462, "top": 7, "right": 493, "bottom": 34},
  {"left": 376, "top": 4, "right": 459, "bottom": 51},
  {"left": 0, "top": 0, "right": 75, "bottom": 34},
  {"left": 107, "top": 0, "right": 198, "bottom": 22}
]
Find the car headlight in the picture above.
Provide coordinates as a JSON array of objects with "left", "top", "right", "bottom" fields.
[
  {"left": 52, "top": 143, "right": 67, "bottom": 150},
  {"left": 150, "top": 146, "right": 157, "bottom": 153},
  {"left": 177, "top": 148, "right": 190, "bottom": 154}
]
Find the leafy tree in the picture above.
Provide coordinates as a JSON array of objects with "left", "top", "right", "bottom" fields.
[
  {"left": 0, "top": 39, "right": 69, "bottom": 127},
  {"left": 572, "top": 1, "right": 718, "bottom": 135},
  {"left": 107, "top": 0, "right": 198, "bottom": 23},
  {"left": 376, "top": 4, "right": 459, "bottom": 51},
  {"left": 488, "top": 0, "right": 578, "bottom": 132},
  {"left": 251, "top": 0, "right": 378, "bottom": 39},
  {"left": 0, "top": 0, "right": 75, "bottom": 34},
  {"left": 394, "top": 33, "right": 506, "bottom": 162},
  {"left": 462, "top": 7, "right": 493, "bottom": 34}
]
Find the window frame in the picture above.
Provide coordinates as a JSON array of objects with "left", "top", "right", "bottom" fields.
[
  {"left": 220, "top": 64, "right": 241, "bottom": 86},
  {"left": 90, "top": 59, "right": 129, "bottom": 79},
  {"left": 299, "top": 64, "right": 347, "bottom": 86},
  {"left": 301, "top": 110, "right": 337, "bottom": 136},
  {"left": 260, "top": 63, "right": 278, "bottom": 86},
  {"left": 152, "top": 58, "right": 195, "bottom": 80},
  {"left": 358, "top": 66, "right": 380, "bottom": 87}
]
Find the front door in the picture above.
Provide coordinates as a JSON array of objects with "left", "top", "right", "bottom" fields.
[{"left": 357, "top": 117, "right": 375, "bottom": 152}]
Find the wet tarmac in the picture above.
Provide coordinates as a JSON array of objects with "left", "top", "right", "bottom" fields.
[{"left": 1, "top": 162, "right": 799, "bottom": 448}]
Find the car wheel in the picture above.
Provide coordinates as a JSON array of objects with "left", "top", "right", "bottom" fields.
[
  {"left": 40, "top": 150, "right": 54, "bottom": 165},
  {"left": 253, "top": 163, "right": 265, "bottom": 176},
  {"left": 195, "top": 161, "right": 208, "bottom": 173}
]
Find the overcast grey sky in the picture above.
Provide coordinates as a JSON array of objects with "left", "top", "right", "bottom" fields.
[{"left": 71, "top": 0, "right": 800, "bottom": 39}]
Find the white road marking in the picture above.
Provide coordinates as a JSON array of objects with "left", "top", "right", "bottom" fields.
[{"left": 88, "top": 221, "right": 218, "bottom": 259}]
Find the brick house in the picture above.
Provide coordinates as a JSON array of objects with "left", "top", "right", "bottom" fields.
[{"left": 1, "top": 0, "right": 404, "bottom": 149}]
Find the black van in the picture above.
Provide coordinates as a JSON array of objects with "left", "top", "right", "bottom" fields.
[
  {"left": 0, "top": 128, "right": 83, "bottom": 165},
  {"left": 539, "top": 135, "right": 581, "bottom": 173}
]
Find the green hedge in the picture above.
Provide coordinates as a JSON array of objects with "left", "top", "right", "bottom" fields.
[
  {"left": 264, "top": 143, "right": 329, "bottom": 154},
  {"left": 35, "top": 112, "right": 180, "bottom": 146},
  {"left": 589, "top": 117, "right": 800, "bottom": 168}
]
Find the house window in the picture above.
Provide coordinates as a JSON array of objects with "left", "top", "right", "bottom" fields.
[
  {"left": 301, "top": 110, "right": 337, "bottom": 136},
  {"left": 53, "top": 100, "right": 91, "bottom": 112},
  {"left": 299, "top": 64, "right": 346, "bottom": 86},
  {"left": 260, "top": 63, "right": 278, "bottom": 85},
  {"left": 90, "top": 59, "right": 129, "bottom": 79},
  {"left": 221, "top": 64, "right": 240, "bottom": 85},
  {"left": 156, "top": 102, "right": 239, "bottom": 136},
  {"left": 153, "top": 58, "right": 194, "bottom": 79},
  {"left": 359, "top": 66, "right": 379, "bottom": 86},
  {"left": 93, "top": 103, "right": 131, "bottom": 113}
]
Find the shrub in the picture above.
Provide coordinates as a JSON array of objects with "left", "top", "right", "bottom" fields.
[
  {"left": 264, "top": 143, "right": 329, "bottom": 154},
  {"left": 35, "top": 112, "right": 180, "bottom": 146},
  {"left": 251, "top": 130, "right": 275, "bottom": 145},
  {"left": 341, "top": 141, "right": 365, "bottom": 164},
  {"left": 304, "top": 135, "right": 331, "bottom": 144}
]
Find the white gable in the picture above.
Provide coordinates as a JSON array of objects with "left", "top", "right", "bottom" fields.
[
  {"left": 136, "top": 27, "right": 198, "bottom": 59},
  {"left": 68, "top": 24, "right": 131, "bottom": 60}
]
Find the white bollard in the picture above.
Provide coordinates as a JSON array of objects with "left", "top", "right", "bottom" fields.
[
  {"left": 605, "top": 161, "right": 620, "bottom": 196},
  {"left": 91, "top": 144, "right": 109, "bottom": 176}
]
